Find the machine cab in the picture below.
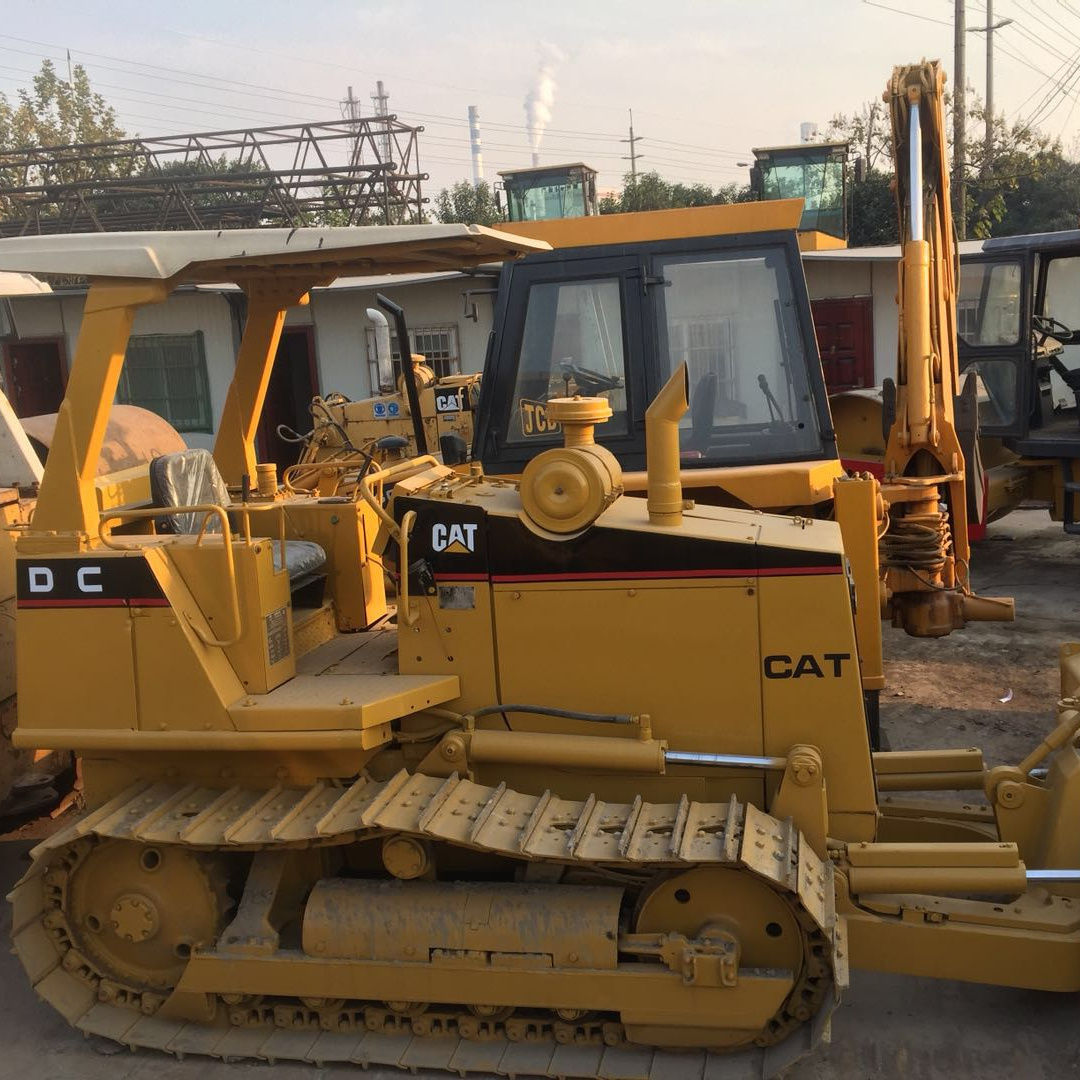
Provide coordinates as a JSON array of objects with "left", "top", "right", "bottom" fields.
[
  {"left": 497, "top": 163, "right": 599, "bottom": 223},
  {"left": 475, "top": 227, "right": 837, "bottom": 479},
  {"left": 960, "top": 230, "right": 1080, "bottom": 454},
  {"left": 749, "top": 142, "right": 850, "bottom": 247}
]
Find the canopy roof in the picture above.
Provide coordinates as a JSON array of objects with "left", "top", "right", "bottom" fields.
[{"left": 0, "top": 224, "right": 551, "bottom": 285}]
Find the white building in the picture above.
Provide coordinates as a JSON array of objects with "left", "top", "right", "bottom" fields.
[
  {"left": 801, "top": 241, "right": 986, "bottom": 392},
  {"left": 1, "top": 237, "right": 969, "bottom": 466},
  {"left": 1, "top": 270, "right": 491, "bottom": 462}
]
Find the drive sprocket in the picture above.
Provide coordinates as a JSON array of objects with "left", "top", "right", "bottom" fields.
[{"left": 61, "top": 838, "right": 229, "bottom": 991}]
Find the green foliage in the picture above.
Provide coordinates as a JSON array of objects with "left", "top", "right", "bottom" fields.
[
  {"left": 0, "top": 59, "right": 125, "bottom": 150},
  {"left": 433, "top": 180, "right": 502, "bottom": 225},
  {"left": 0, "top": 60, "right": 131, "bottom": 221},
  {"left": 827, "top": 101, "right": 891, "bottom": 173},
  {"left": 829, "top": 89, "right": 1080, "bottom": 243},
  {"left": 962, "top": 101, "right": 1072, "bottom": 239},
  {"left": 599, "top": 171, "right": 754, "bottom": 214},
  {"left": 998, "top": 154, "right": 1080, "bottom": 235},
  {"left": 848, "top": 170, "right": 897, "bottom": 247}
]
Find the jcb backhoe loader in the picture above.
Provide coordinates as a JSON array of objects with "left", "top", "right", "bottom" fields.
[
  {"left": 835, "top": 224, "right": 1080, "bottom": 537},
  {"left": 7, "top": 87, "right": 1080, "bottom": 1079}
]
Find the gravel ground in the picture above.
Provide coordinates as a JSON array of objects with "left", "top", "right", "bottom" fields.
[{"left": 2, "top": 506, "right": 1077, "bottom": 1079}]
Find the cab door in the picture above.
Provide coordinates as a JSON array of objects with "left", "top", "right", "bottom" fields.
[
  {"left": 956, "top": 253, "right": 1029, "bottom": 438},
  {"left": 476, "top": 254, "right": 648, "bottom": 475},
  {"left": 1035, "top": 251, "right": 1080, "bottom": 422}
]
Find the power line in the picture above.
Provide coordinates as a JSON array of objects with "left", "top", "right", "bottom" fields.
[
  {"left": 0, "top": 37, "right": 751, "bottom": 166},
  {"left": 35, "top": 15, "right": 536, "bottom": 101},
  {"left": 863, "top": 0, "right": 952, "bottom": 25},
  {"left": 0, "top": 35, "right": 338, "bottom": 107},
  {"left": 1021, "top": 0, "right": 1080, "bottom": 44},
  {"left": 0, "top": 29, "right": 752, "bottom": 190},
  {"left": 0, "top": 61, "right": 317, "bottom": 126}
]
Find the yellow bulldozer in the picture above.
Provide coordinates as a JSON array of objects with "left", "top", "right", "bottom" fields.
[
  {"left": 0, "top": 383, "right": 184, "bottom": 823},
  {"left": 292, "top": 65, "right": 1012, "bottom": 751},
  {"left": 6, "top": 63, "right": 1080, "bottom": 1079}
]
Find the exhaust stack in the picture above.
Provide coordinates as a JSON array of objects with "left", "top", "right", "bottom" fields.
[
  {"left": 366, "top": 307, "right": 394, "bottom": 393},
  {"left": 646, "top": 363, "right": 689, "bottom": 526}
]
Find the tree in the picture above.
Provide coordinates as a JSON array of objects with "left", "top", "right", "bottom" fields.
[
  {"left": 827, "top": 101, "right": 891, "bottom": 173},
  {"left": 0, "top": 59, "right": 126, "bottom": 150},
  {"left": 599, "top": 171, "right": 754, "bottom": 214},
  {"left": 997, "top": 153, "right": 1080, "bottom": 235},
  {"left": 829, "top": 88, "right": 1080, "bottom": 243},
  {"left": 0, "top": 60, "right": 130, "bottom": 221},
  {"left": 827, "top": 101, "right": 898, "bottom": 247},
  {"left": 433, "top": 180, "right": 502, "bottom": 225},
  {"left": 849, "top": 170, "right": 897, "bottom": 247}
]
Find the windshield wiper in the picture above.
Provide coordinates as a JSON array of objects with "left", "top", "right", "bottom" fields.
[{"left": 757, "top": 373, "right": 785, "bottom": 423}]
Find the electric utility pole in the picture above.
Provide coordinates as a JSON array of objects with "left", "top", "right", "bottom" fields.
[
  {"left": 621, "top": 109, "right": 644, "bottom": 179},
  {"left": 954, "top": 0, "right": 967, "bottom": 238},
  {"left": 969, "top": 0, "right": 1013, "bottom": 168}
]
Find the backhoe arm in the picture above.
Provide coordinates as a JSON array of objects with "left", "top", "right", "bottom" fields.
[{"left": 880, "top": 62, "right": 1013, "bottom": 635}]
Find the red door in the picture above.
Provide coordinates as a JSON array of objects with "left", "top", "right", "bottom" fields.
[
  {"left": 257, "top": 326, "right": 319, "bottom": 470},
  {"left": 811, "top": 297, "right": 874, "bottom": 392},
  {"left": 2, "top": 339, "right": 67, "bottom": 417}
]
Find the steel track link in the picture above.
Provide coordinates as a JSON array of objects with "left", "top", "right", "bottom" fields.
[{"left": 9, "top": 769, "right": 848, "bottom": 1080}]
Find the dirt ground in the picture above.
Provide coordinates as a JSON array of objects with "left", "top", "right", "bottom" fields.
[{"left": 2, "top": 506, "right": 1079, "bottom": 1079}]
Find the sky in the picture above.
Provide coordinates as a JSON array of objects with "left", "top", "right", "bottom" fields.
[{"left": 2, "top": 0, "right": 1080, "bottom": 199}]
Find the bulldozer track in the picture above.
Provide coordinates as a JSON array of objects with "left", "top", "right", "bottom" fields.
[{"left": 10, "top": 770, "right": 847, "bottom": 1080}]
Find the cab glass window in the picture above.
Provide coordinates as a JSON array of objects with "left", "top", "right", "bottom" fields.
[
  {"left": 1045, "top": 256, "right": 1080, "bottom": 328},
  {"left": 1042, "top": 256, "right": 1080, "bottom": 409},
  {"left": 958, "top": 261, "right": 1021, "bottom": 346},
  {"left": 506, "top": 278, "right": 628, "bottom": 444},
  {"left": 959, "top": 359, "right": 1018, "bottom": 428},
  {"left": 654, "top": 250, "right": 822, "bottom": 463}
]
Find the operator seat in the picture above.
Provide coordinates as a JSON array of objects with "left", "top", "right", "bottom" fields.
[
  {"left": 687, "top": 371, "right": 718, "bottom": 454},
  {"left": 149, "top": 448, "right": 327, "bottom": 583},
  {"left": 1048, "top": 355, "right": 1080, "bottom": 427}
]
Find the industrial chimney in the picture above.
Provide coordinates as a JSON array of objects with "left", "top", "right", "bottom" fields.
[{"left": 468, "top": 105, "right": 484, "bottom": 185}]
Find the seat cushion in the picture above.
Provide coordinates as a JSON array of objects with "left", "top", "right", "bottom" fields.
[
  {"left": 150, "top": 448, "right": 230, "bottom": 534},
  {"left": 272, "top": 539, "right": 327, "bottom": 580}
]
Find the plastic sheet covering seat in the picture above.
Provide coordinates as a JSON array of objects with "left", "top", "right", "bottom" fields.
[
  {"left": 272, "top": 540, "right": 326, "bottom": 579},
  {"left": 149, "top": 449, "right": 326, "bottom": 583}
]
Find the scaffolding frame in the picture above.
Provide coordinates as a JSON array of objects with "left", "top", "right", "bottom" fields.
[{"left": 0, "top": 116, "right": 427, "bottom": 235}]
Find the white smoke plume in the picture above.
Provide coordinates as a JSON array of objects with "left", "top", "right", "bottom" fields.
[{"left": 524, "top": 43, "right": 566, "bottom": 161}]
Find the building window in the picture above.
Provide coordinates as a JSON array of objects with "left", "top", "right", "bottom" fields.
[
  {"left": 669, "top": 316, "right": 737, "bottom": 408},
  {"left": 366, "top": 324, "right": 460, "bottom": 388},
  {"left": 117, "top": 332, "right": 213, "bottom": 433}
]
